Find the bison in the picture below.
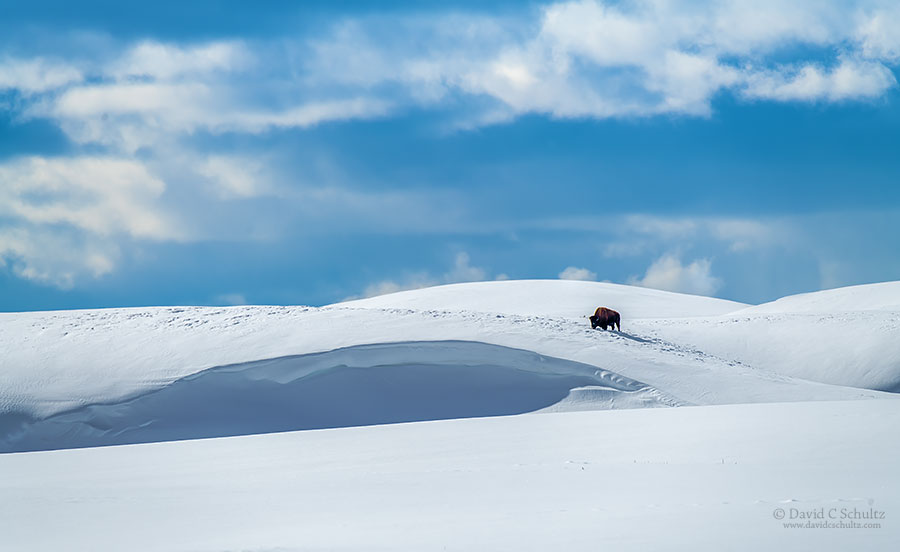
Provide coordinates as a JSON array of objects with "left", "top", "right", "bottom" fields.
[{"left": 590, "top": 307, "right": 620, "bottom": 331}]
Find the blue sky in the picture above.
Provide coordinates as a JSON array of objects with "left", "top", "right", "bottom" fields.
[{"left": 1, "top": 0, "right": 899, "bottom": 311}]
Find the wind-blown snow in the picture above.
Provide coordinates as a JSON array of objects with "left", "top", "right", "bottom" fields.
[
  {"left": 640, "top": 281, "right": 900, "bottom": 392},
  {"left": 1, "top": 400, "right": 896, "bottom": 551},
  {"left": 2, "top": 279, "right": 899, "bottom": 550},
  {"left": 1, "top": 280, "right": 898, "bottom": 452},
  {"left": 1, "top": 341, "right": 676, "bottom": 452}
]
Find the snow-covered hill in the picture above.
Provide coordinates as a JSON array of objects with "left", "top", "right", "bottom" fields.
[
  {"left": 2, "top": 279, "right": 899, "bottom": 551},
  {"left": 2, "top": 280, "right": 896, "bottom": 452},
  {"left": 737, "top": 280, "right": 900, "bottom": 314},
  {"left": 640, "top": 281, "right": 900, "bottom": 392},
  {"left": 339, "top": 279, "right": 748, "bottom": 318}
]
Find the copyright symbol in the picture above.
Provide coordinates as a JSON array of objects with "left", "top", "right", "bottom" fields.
[{"left": 773, "top": 508, "right": 785, "bottom": 520}]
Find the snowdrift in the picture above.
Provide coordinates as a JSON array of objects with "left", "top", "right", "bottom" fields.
[
  {"left": 0, "top": 341, "right": 674, "bottom": 452},
  {"left": 1, "top": 279, "right": 898, "bottom": 452},
  {"left": 641, "top": 281, "right": 900, "bottom": 392},
  {"left": 2, "top": 399, "right": 897, "bottom": 551}
]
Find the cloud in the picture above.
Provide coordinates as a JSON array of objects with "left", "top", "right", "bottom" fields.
[
  {"left": 0, "top": 227, "right": 118, "bottom": 288},
  {"left": 856, "top": 6, "right": 900, "bottom": 61},
  {"left": 628, "top": 254, "right": 722, "bottom": 296},
  {"left": 45, "top": 81, "right": 391, "bottom": 152},
  {"left": 1, "top": 2, "right": 898, "bottom": 290},
  {"left": 0, "top": 57, "right": 83, "bottom": 94},
  {"left": 706, "top": 218, "right": 782, "bottom": 252},
  {"left": 593, "top": 214, "right": 785, "bottom": 258},
  {"left": 444, "top": 252, "right": 487, "bottom": 283},
  {"left": 0, "top": 156, "right": 180, "bottom": 239},
  {"left": 538, "top": 209, "right": 900, "bottom": 301},
  {"left": 108, "top": 40, "right": 249, "bottom": 80},
  {"left": 9, "top": 40, "right": 389, "bottom": 153},
  {"left": 6, "top": 2, "right": 897, "bottom": 152},
  {"left": 359, "top": 277, "right": 435, "bottom": 299},
  {"left": 559, "top": 266, "right": 597, "bottom": 281},
  {"left": 197, "top": 155, "right": 268, "bottom": 199},
  {"left": 0, "top": 156, "right": 184, "bottom": 286},
  {"left": 743, "top": 58, "right": 896, "bottom": 101},
  {"left": 301, "top": 0, "right": 899, "bottom": 122},
  {"left": 353, "top": 252, "right": 492, "bottom": 299},
  {"left": 213, "top": 293, "right": 248, "bottom": 306},
  {"left": 0, "top": 148, "right": 474, "bottom": 287}
]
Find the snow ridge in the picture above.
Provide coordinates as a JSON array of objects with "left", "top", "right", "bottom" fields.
[{"left": 0, "top": 341, "right": 682, "bottom": 452}]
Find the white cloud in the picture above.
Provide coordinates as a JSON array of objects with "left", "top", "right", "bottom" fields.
[
  {"left": 0, "top": 147, "right": 471, "bottom": 289},
  {"left": 2, "top": 3, "right": 897, "bottom": 152},
  {"left": 357, "top": 272, "right": 437, "bottom": 299},
  {"left": 359, "top": 277, "right": 433, "bottom": 299},
  {"left": 45, "top": 81, "right": 391, "bottom": 151},
  {"left": 444, "top": 252, "right": 487, "bottom": 283},
  {"left": 540, "top": 1, "right": 662, "bottom": 66},
  {"left": 214, "top": 293, "right": 249, "bottom": 306},
  {"left": 53, "top": 82, "right": 213, "bottom": 118},
  {"left": 2, "top": 2, "right": 898, "bottom": 147},
  {"left": 226, "top": 98, "right": 392, "bottom": 133},
  {"left": 0, "top": 227, "right": 119, "bottom": 288},
  {"left": 0, "top": 156, "right": 184, "bottom": 286},
  {"left": 524, "top": 213, "right": 790, "bottom": 260},
  {"left": 743, "top": 58, "right": 896, "bottom": 102},
  {"left": 623, "top": 215, "right": 700, "bottom": 240},
  {"left": 197, "top": 156, "right": 267, "bottom": 199},
  {"left": 707, "top": 218, "right": 781, "bottom": 252},
  {"left": 0, "top": 2, "right": 898, "bottom": 289},
  {"left": 0, "top": 156, "right": 180, "bottom": 239},
  {"left": 109, "top": 40, "right": 248, "bottom": 80},
  {"left": 628, "top": 254, "right": 722, "bottom": 296},
  {"left": 0, "top": 57, "right": 83, "bottom": 93},
  {"left": 596, "top": 214, "right": 785, "bottom": 257},
  {"left": 354, "top": 252, "right": 491, "bottom": 299},
  {"left": 856, "top": 7, "right": 900, "bottom": 61},
  {"left": 559, "top": 266, "right": 597, "bottom": 281},
  {"left": 304, "top": 0, "right": 899, "bottom": 121}
]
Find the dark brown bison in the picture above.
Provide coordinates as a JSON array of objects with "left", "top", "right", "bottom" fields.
[{"left": 590, "top": 307, "right": 620, "bottom": 331}]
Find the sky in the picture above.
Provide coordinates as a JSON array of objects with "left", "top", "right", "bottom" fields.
[{"left": 1, "top": 0, "right": 899, "bottom": 311}]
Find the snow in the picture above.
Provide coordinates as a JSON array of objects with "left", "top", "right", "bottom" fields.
[
  {"left": 1, "top": 278, "right": 898, "bottom": 549},
  {"left": 735, "top": 280, "right": 900, "bottom": 314},
  {"left": 1, "top": 399, "right": 896, "bottom": 551},
  {"left": 2, "top": 280, "right": 894, "bottom": 451},
  {"left": 339, "top": 278, "right": 748, "bottom": 318},
  {"left": 1, "top": 341, "right": 674, "bottom": 452},
  {"left": 639, "top": 281, "right": 900, "bottom": 392}
]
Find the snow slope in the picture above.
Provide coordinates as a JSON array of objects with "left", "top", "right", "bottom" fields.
[
  {"left": 640, "top": 281, "right": 900, "bottom": 392},
  {"left": 2, "top": 279, "right": 899, "bottom": 550},
  {"left": 1, "top": 399, "right": 897, "bottom": 552},
  {"left": 340, "top": 278, "right": 748, "bottom": 318},
  {"left": 1, "top": 341, "right": 676, "bottom": 452},
  {"left": 2, "top": 280, "right": 898, "bottom": 452},
  {"left": 736, "top": 280, "right": 900, "bottom": 314}
]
